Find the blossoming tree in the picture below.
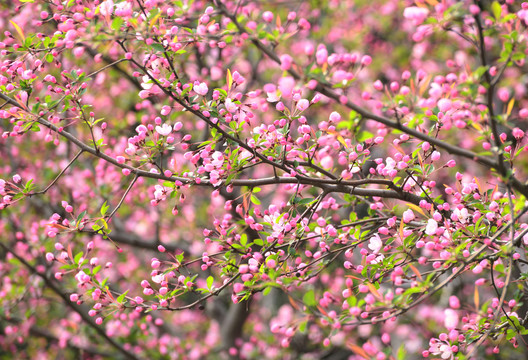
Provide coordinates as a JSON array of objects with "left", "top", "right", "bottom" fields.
[{"left": 2, "top": 0, "right": 528, "bottom": 358}]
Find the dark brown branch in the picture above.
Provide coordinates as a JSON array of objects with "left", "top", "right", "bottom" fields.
[{"left": 0, "top": 91, "right": 426, "bottom": 205}]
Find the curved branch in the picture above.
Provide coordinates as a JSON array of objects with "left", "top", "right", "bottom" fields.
[{"left": 0, "top": 91, "right": 425, "bottom": 205}]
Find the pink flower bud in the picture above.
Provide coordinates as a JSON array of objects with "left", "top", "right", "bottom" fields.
[
  {"left": 262, "top": 11, "right": 274, "bottom": 23},
  {"left": 360, "top": 55, "right": 372, "bottom": 66},
  {"left": 373, "top": 80, "right": 383, "bottom": 91},
  {"left": 497, "top": 87, "right": 509, "bottom": 102}
]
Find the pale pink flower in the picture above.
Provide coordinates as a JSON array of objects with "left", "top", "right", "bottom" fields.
[
  {"left": 437, "top": 98, "right": 452, "bottom": 112},
  {"left": 225, "top": 98, "right": 237, "bottom": 113},
  {"left": 155, "top": 124, "right": 172, "bottom": 136},
  {"left": 444, "top": 309, "right": 459, "bottom": 330},
  {"left": 425, "top": 219, "right": 438, "bottom": 235},
  {"left": 403, "top": 6, "right": 429, "bottom": 26},
  {"left": 99, "top": 0, "right": 114, "bottom": 16},
  {"left": 402, "top": 209, "right": 415, "bottom": 223},
  {"left": 368, "top": 234, "right": 382, "bottom": 253},
  {"left": 194, "top": 82, "right": 208, "bottom": 96},
  {"left": 296, "top": 99, "right": 309, "bottom": 112}
]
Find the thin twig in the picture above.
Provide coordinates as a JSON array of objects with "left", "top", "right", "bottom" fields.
[
  {"left": 29, "top": 150, "right": 84, "bottom": 195},
  {"left": 107, "top": 174, "right": 139, "bottom": 221}
]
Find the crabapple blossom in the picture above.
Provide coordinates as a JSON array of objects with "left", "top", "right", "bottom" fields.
[{"left": 1, "top": 1, "right": 528, "bottom": 359}]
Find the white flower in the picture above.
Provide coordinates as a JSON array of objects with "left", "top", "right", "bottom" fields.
[
  {"left": 99, "top": 0, "right": 114, "bottom": 16},
  {"left": 368, "top": 234, "right": 382, "bottom": 254},
  {"left": 266, "top": 91, "right": 281, "bottom": 102},
  {"left": 225, "top": 98, "right": 237, "bottom": 113},
  {"left": 402, "top": 209, "right": 415, "bottom": 223},
  {"left": 425, "top": 219, "right": 438, "bottom": 235},
  {"left": 453, "top": 207, "right": 469, "bottom": 224},
  {"left": 444, "top": 309, "right": 458, "bottom": 330},
  {"left": 155, "top": 124, "right": 172, "bottom": 136},
  {"left": 141, "top": 75, "right": 153, "bottom": 90},
  {"left": 194, "top": 82, "right": 208, "bottom": 96},
  {"left": 429, "top": 339, "right": 453, "bottom": 360},
  {"left": 371, "top": 254, "right": 385, "bottom": 264},
  {"left": 153, "top": 185, "right": 172, "bottom": 200},
  {"left": 211, "top": 151, "right": 224, "bottom": 168}
]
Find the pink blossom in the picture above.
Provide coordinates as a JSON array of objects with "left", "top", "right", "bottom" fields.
[
  {"left": 437, "top": 99, "right": 452, "bottom": 112},
  {"left": 194, "top": 82, "right": 208, "bottom": 96},
  {"left": 280, "top": 54, "right": 293, "bottom": 70},
  {"left": 425, "top": 219, "right": 438, "bottom": 235},
  {"left": 262, "top": 11, "right": 274, "bottom": 23},
  {"left": 99, "top": 0, "right": 114, "bottom": 16},
  {"left": 444, "top": 309, "right": 459, "bottom": 330},
  {"left": 497, "top": 87, "right": 509, "bottom": 102},
  {"left": 225, "top": 98, "right": 237, "bottom": 113},
  {"left": 403, "top": 7, "right": 429, "bottom": 26},
  {"left": 296, "top": 99, "right": 309, "bottom": 112},
  {"left": 155, "top": 124, "right": 172, "bottom": 136},
  {"left": 360, "top": 55, "right": 372, "bottom": 66},
  {"left": 512, "top": 127, "right": 524, "bottom": 139},
  {"left": 402, "top": 209, "right": 415, "bottom": 223},
  {"left": 368, "top": 234, "right": 382, "bottom": 253}
]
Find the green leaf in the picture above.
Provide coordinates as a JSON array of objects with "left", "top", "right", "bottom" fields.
[
  {"left": 76, "top": 210, "right": 87, "bottom": 226},
  {"left": 23, "top": 179, "right": 34, "bottom": 193},
  {"left": 92, "top": 265, "right": 101, "bottom": 275},
  {"left": 397, "top": 344, "right": 407, "bottom": 360},
  {"left": 207, "top": 276, "right": 214, "bottom": 290},
  {"left": 491, "top": 1, "right": 501, "bottom": 19},
  {"left": 116, "top": 290, "right": 129, "bottom": 304},
  {"left": 100, "top": 201, "right": 109, "bottom": 216},
  {"left": 356, "top": 131, "right": 373, "bottom": 142},
  {"left": 250, "top": 194, "right": 261, "bottom": 205},
  {"left": 297, "top": 198, "right": 315, "bottom": 205},
  {"left": 240, "top": 233, "right": 247, "bottom": 247},
  {"left": 73, "top": 252, "right": 83, "bottom": 264},
  {"left": 303, "top": 289, "right": 316, "bottom": 307},
  {"left": 111, "top": 17, "right": 124, "bottom": 31},
  {"left": 151, "top": 43, "right": 165, "bottom": 52}
]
